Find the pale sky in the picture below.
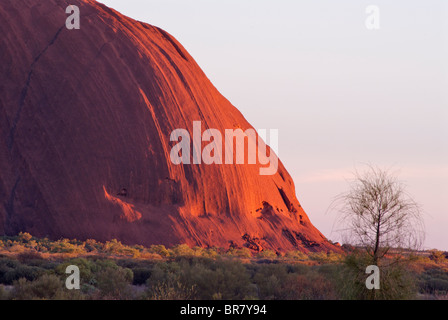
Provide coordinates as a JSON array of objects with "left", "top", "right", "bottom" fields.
[{"left": 100, "top": 0, "right": 448, "bottom": 250}]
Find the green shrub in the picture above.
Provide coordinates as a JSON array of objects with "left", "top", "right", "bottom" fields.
[
  {"left": 103, "top": 239, "right": 138, "bottom": 256},
  {"left": 171, "top": 244, "right": 194, "bottom": 257},
  {"left": 178, "top": 258, "right": 255, "bottom": 300},
  {"left": 284, "top": 250, "right": 308, "bottom": 261},
  {"left": 84, "top": 239, "right": 102, "bottom": 252},
  {"left": 257, "top": 250, "right": 278, "bottom": 260},
  {"left": 18, "top": 232, "right": 33, "bottom": 242},
  {"left": 148, "top": 281, "right": 196, "bottom": 300},
  {"left": 17, "top": 251, "right": 44, "bottom": 264},
  {"left": 204, "top": 247, "right": 219, "bottom": 258},
  {"left": 55, "top": 258, "right": 97, "bottom": 286},
  {"left": 227, "top": 248, "right": 252, "bottom": 258},
  {"left": 49, "top": 239, "right": 85, "bottom": 254},
  {"left": 11, "top": 274, "right": 84, "bottom": 300},
  {"left": 0, "top": 258, "right": 43, "bottom": 285},
  {"left": 309, "top": 252, "right": 343, "bottom": 263},
  {"left": 337, "top": 253, "right": 416, "bottom": 300},
  {"left": 147, "top": 262, "right": 181, "bottom": 288},
  {"left": 284, "top": 272, "right": 337, "bottom": 300},
  {"left": 252, "top": 264, "right": 291, "bottom": 299},
  {"left": 418, "top": 268, "right": 448, "bottom": 295},
  {"left": 95, "top": 266, "right": 133, "bottom": 299},
  {"left": 429, "top": 250, "right": 446, "bottom": 264},
  {"left": 149, "top": 245, "right": 170, "bottom": 257}
]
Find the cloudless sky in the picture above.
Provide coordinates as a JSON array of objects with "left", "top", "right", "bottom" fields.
[{"left": 100, "top": 0, "right": 448, "bottom": 250}]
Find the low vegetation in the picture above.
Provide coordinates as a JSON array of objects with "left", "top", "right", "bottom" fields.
[{"left": 0, "top": 233, "right": 446, "bottom": 300}]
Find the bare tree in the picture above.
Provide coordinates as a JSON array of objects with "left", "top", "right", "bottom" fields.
[{"left": 332, "top": 166, "right": 424, "bottom": 265}]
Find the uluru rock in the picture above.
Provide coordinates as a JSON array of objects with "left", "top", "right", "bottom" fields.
[{"left": 0, "top": 0, "right": 336, "bottom": 252}]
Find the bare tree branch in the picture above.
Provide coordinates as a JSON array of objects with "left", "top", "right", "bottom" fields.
[{"left": 330, "top": 165, "right": 425, "bottom": 265}]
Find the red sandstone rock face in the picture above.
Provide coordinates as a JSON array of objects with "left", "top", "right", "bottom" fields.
[{"left": 0, "top": 0, "right": 337, "bottom": 252}]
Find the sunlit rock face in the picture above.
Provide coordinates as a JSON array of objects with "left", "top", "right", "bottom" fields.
[{"left": 0, "top": 0, "right": 337, "bottom": 252}]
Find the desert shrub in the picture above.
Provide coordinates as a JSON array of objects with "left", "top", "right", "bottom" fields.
[
  {"left": 17, "top": 251, "right": 44, "bottom": 264},
  {"left": 227, "top": 247, "right": 252, "bottom": 258},
  {"left": 55, "top": 258, "right": 134, "bottom": 297},
  {"left": 337, "top": 252, "right": 416, "bottom": 300},
  {"left": 149, "top": 245, "right": 170, "bottom": 257},
  {"left": 0, "top": 258, "right": 43, "bottom": 285},
  {"left": 191, "top": 246, "right": 221, "bottom": 258},
  {"left": 11, "top": 274, "right": 83, "bottom": 300},
  {"left": 191, "top": 246, "right": 206, "bottom": 257},
  {"left": 37, "top": 260, "right": 59, "bottom": 270},
  {"left": 84, "top": 239, "right": 102, "bottom": 252},
  {"left": 145, "top": 258, "right": 255, "bottom": 299},
  {"left": 285, "top": 272, "right": 337, "bottom": 300},
  {"left": 178, "top": 258, "right": 255, "bottom": 300},
  {"left": 5, "top": 265, "right": 43, "bottom": 284},
  {"left": 6, "top": 243, "right": 28, "bottom": 253},
  {"left": 256, "top": 273, "right": 282, "bottom": 299},
  {"left": 379, "top": 266, "right": 417, "bottom": 300},
  {"left": 18, "top": 232, "right": 33, "bottom": 242},
  {"left": 171, "top": 244, "right": 194, "bottom": 257},
  {"left": 315, "top": 263, "right": 344, "bottom": 279},
  {"left": 418, "top": 268, "right": 448, "bottom": 295},
  {"left": 95, "top": 266, "right": 134, "bottom": 299},
  {"left": 287, "top": 263, "right": 312, "bottom": 275},
  {"left": 12, "top": 275, "right": 60, "bottom": 299},
  {"left": 94, "top": 259, "right": 123, "bottom": 272},
  {"left": 429, "top": 250, "right": 447, "bottom": 264},
  {"left": 147, "top": 262, "right": 182, "bottom": 286},
  {"left": 203, "top": 247, "right": 219, "bottom": 258},
  {"left": 284, "top": 250, "right": 308, "bottom": 261},
  {"left": 141, "top": 252, "right": 162, "bottom": 260},
  {"left": 55, "top": 258, "right": 97, "bottom": 286},
  {"left": 257, "top": 250, "right": 278, "bottom": 260},
  {"left": 309, "top": 252, "right": 343, "bottom": 263},
  {"left": 0, "top": 257, "right": 21, "bottom": 282},
  {"left": 407, "top": 253, "right": 433, "bottom": 268},
  {"left": 252, "top": 264, "right": 293, "bottom": 299},
  {"left": 148, "top": 281, "right": 196, "bottom": 300},
  {"left": 145, "top": 261, "right": 186, "bottom": 299},
  {"left": 115, "top": 258, "right": 140, "bottom": 269},
  {"left": 103, "top": 239, "right": 138, "bottom": 257},
  {"left": 49, "top": 239, "right": 85, "bottom": 254},
  {"left": 421, "top": 278, "right": 448, "bottom": 295}
]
